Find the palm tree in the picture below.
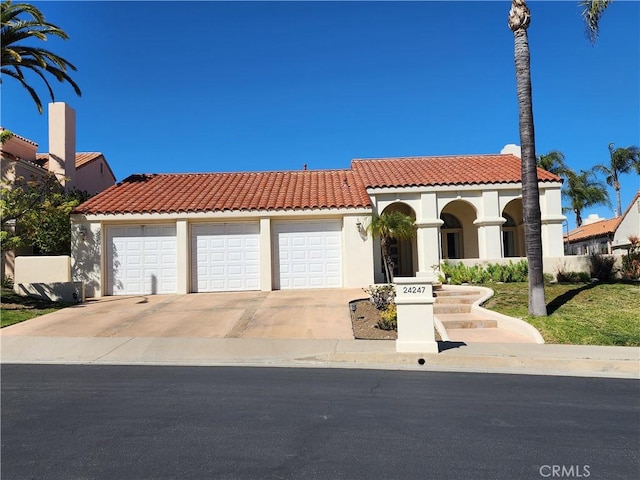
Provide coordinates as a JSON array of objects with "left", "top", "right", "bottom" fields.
[
  {"left": 594, "top": 143, "right": 640, "bottom": 217},
  {"left": 1, "top": 0, "right": 81, "bottom": 113},
  {"left": 563, "top": 169, "right": 610, "bottom": 227},
  {"left": 536, "top": 150, "right": 571, "bottom": 178},
  {"left": 508, "top": 0, "right": 612, "bottom": 316},
  {"left": 366, "top": 211, "right": 416, "bottom": 283}
]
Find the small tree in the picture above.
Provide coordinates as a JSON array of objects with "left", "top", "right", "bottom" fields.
[
  {"left": 1, "top": 175, "right": 88, "bottom": 255},
  {"left": 366, "top": 211, "right": 416, "bottom": 283}
]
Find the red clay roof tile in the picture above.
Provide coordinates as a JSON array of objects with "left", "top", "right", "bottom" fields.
[
  {"left": 74, "top": 170, "right": 372, "bottom": 215},
  {"left": 74, "top": 153, "right": 561, "bottom": 215},
  {"left": 564, "top": 217, "right": 623, "bottom": 243},
  {"left": 35, "top": 152, "right": 104, "bottom": 169},
  {"left": 352, "top": 154, "right": 560, "bottom": 188}
]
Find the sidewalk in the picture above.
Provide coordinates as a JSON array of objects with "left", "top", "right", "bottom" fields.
[{"left": 2, "top": 335, "right": 638, "bottom": 379}]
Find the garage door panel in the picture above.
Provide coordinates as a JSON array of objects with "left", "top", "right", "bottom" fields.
[
  {"left": 273, "top": 220, "right": 343, "bottom": 289},
  {"left": 191, "top": 222, "right": 260, "bottom": 292},
  {"left": 108, "top": 224, "right": 177, "bottom": 295}
]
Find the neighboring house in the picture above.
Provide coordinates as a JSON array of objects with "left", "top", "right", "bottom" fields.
[
  {"left": 564, "top": 190, "right": 640, "bottom": 255},
  {"left": 1, "top": 103, "right": 116, "bottom": 279},
  {"left": 71, "top": 145, "right": 565, "bottom": 298}
]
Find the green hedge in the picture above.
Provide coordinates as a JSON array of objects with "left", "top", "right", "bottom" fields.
[{"left": 440, "top": 260, "right": 528, "bottom": 285}]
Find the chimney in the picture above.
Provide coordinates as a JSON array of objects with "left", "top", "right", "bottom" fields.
[{"left": 48, "top": 102, "right": 76, "bottom": 189}]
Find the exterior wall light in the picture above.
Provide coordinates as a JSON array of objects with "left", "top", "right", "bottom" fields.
[{"left": 79, "top": 226, "right": 87, "bottom": 242}]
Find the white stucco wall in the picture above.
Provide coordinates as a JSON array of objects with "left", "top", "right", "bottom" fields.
[
  {"left": 71, "top": 209, "right": 374, "bottom": 297},
  {"left": 367, "top": 182, "right": 566, "bottom": 281},
  {"left": 70, "top": 218, "right": 103, "bottom": 298},
  {"left": 612, "top": 194, "right": 640, "bottom": 253}
]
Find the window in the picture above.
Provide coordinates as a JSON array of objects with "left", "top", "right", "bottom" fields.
[
  {"left": 502, "top": 213, "right": 518, "bottom": 257},
  {"left": 441, "top": 213, "right": 462, "bottom": 259}
]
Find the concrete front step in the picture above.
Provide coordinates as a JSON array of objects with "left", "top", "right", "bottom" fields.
[
  {"left": 439, "top": 317, "right": 498, "bottom": 329},
  {"left": 434, "top": 304, "right": 472, "bottom": 314},
  {"left": 433, "top": 289, "right": 481, "bottom": 297},
  {"left": 434, "top": 296, "right": 477, "bottom": 305}
]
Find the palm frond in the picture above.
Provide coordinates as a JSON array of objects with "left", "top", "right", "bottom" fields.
[{"left": 580, "top": 0, "right": 612, "bottom": 44}]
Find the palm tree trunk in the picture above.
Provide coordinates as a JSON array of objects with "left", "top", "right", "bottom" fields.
[
  {"left": 575, "top": 208, "right": 583, "bottom": 227},
  {"left": 509, "top": 0, "right": 547, "bottom": 316},
  {"left": 380, "top": 237, "right": 393, "bottom": 283},
  {"left": 614, "top": 181, "right": 622, "bottom": 217}
]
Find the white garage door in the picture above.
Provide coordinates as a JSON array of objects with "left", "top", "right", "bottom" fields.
[
  {"left": 273, "top": 220, "right": 343, "bottom": 289},
  {"left": 107, "top": 224, "right": 177, "bottom": 295},
  {"left": 191, "top": 223, "right": 260, "bottom": 292}
]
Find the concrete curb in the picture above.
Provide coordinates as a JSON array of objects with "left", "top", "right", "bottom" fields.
[{"left": 2, "top": 336, "right": 638, "bottom": 379}]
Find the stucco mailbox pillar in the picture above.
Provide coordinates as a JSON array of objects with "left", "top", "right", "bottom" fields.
[{"left": 395, "top": 277, "right": 439, "bottom": 353}]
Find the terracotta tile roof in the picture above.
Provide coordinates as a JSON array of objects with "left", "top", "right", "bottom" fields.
[
  {"left": 74, "top": 170, "right": 372, "bottom": 215},
  {"left": 352, "top": 154, "right": 561, "bottom": 188},
  {"left": 565, "top": 217, "right": 623, "bottom": 243},
  {"left": 564, "top": 190, "right": 640, "bottom": 243},
  {"left": 35, "top": 152, "right": 103, "bottom": 169},
  {"left": 0, "top": 127, "right": 38, "bottom": 146}
]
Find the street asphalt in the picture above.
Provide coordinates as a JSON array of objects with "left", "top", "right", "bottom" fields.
[{"left": 2, "top": 364, "right": 638, "bottom": 480}]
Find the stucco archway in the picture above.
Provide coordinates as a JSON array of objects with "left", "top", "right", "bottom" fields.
[
  {"left": 381, "top": 202, "right": 418, "bottom": 277},
  {"left": 502, "top": 198, "right": 525, "bottom": 257},
  {"left": 440, "top": 200, "right": 479, "bottom": 259}
]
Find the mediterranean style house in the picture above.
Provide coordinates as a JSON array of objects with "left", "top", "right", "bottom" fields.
[
  {"left": 1, "top": 103, "right": 116, "bottom": 279},
  {"left": 71, "top": 144, "right": 566, "bottom": 297}
]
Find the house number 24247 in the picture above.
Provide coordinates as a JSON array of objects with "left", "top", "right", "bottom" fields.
[{"left": 402, "top": 286, "right": 426, "bottom": 294}]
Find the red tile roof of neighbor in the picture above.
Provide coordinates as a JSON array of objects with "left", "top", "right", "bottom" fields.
[
  {"left": 352, "top": 154, "right": 561, "bottom": 188},
  {"left": 35, "top": 152, "right": 104, "bottom": 169},
  {"left": 564, "top": 190, "right": 640, "bottom": 243},
  {"left": 565, "top": 217, "right": 623, "bottom": 243},
  {"left": 74, "top": 170, "right": 372, "bottom": 214},
  {"left": 74, "top": 154, "right": 562, "bottom": 215}
]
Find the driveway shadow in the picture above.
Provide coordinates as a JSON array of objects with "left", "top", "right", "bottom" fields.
[{"left": 546, "top": 282, "right": 599, "bottom": 315}]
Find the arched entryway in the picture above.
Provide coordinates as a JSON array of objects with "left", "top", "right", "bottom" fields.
[
  {"left": 381, "top": 202, "right": 417, "bottom": 278},
  {"left": 440, "top": 200, "right": 479, "bottom": 259},
  {"left": 502, "top": 199, "right": 525, "bottom": 257}
]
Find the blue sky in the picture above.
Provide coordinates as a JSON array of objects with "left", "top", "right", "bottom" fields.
[{"left": 2, "top": 0, "right": 639, "bottom": 230}]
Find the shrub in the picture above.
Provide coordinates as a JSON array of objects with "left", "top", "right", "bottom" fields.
[
  {"left": 589, "top": 253, "right": 617, "bottom": 281},
  {"left": 363, "top": 284, "right": 395, "bottom": 310},
  {"left": 621, "top": 236, "right": 640, "bottom": 280},
  {"left": 439, "top": 260, "right": 528, "bottom": 285},
  {"left": 2, "top": 275, "right": 14, "bottom": 289},
  {"left": 376, "top": 304, "right": 397, "bottom": 331}
]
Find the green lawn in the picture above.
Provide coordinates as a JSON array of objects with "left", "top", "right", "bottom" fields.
[
  {"left": 483, "top": 282, "right": 640, "bottom": 346},
  {"left": 1, "top": 288, "right": 71, "bottom": 328}
]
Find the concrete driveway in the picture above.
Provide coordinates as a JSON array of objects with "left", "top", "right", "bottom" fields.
[{"left": 1, "top": 289, "right": 365, "bottom": 340}]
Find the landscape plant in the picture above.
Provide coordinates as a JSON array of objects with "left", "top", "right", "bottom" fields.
[
  {"left": 1, "top": 175, "right": 89, "bottom": 255},
  {"left": 377, "top": 304, "right": 397, "bottom": 331},
  {"left": 363, "top": 284, "right": 395, "bottom": 310},
  {"left": 621, "top": 236, "right": 640, "bottom": 280},
  {"left": 440, "top": 260, "right": 528, "bottom": 285},
  {"left": 366, "top": 211, "right": 416, "bottom": 283},
  {"left": 588, "top": 252, "right": 617, "bottom": 281}
]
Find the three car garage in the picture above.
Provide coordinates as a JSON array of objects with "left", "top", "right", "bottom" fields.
[{"left": 106, "top": 220, "right": 345, "bottom": 295}]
